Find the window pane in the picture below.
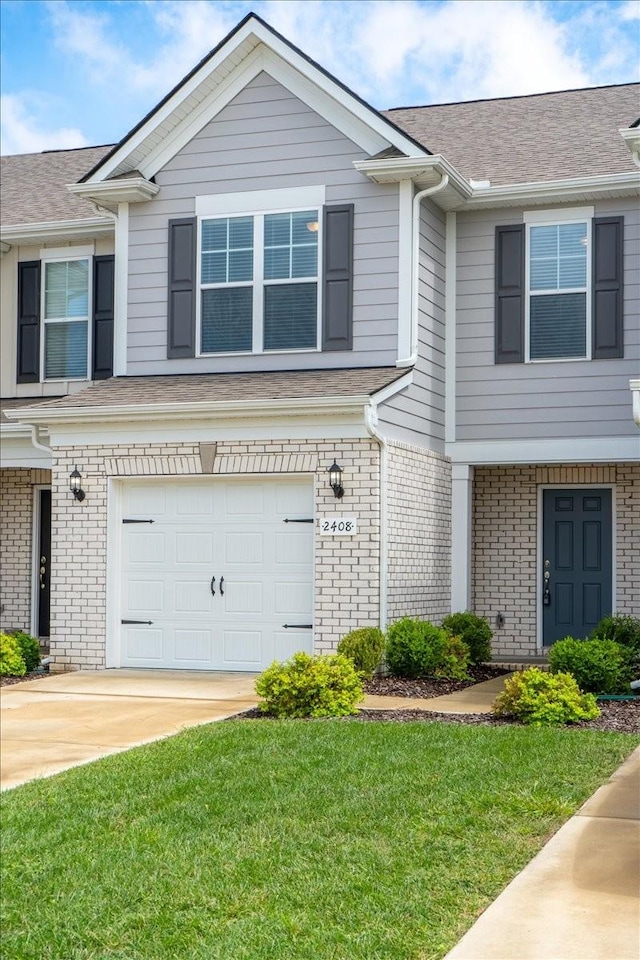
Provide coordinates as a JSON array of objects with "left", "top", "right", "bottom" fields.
[
  {"left": 559, "top": 222, "right": 587, "bottom": 257},
  {"left": 264, "top": 213, "right": 290, "bottom": 247},
  {"left": 263, "top": 283, "right": 317, "bottom": 351},
  {"left": 264, "top": 247, "right": 290, "bottom": 280},
  {"left": 228, "top": 250, "right": 253, "bottom": 282},
  {"left": 201, "top": 288, "right": 252, "bottom": 353},
  {"left": 45, "top": 321, "right": 88, "bottom": 378},
  {"left": 530, "top": 258, "right": 558, "bottom": 291},
  {"left": 530, "top": 225, "right": 558, "bottom": 259},
  {"left": 292, "top": 245, "right": 317, "bottom": 278},
  {"left": 201, "top": 219, "right": 227, "bottom": 251},
  {"left": 530, "top": 293, "right": 586, "bottom": 360},
  {"left": 44, "top": 260, "right": 88, "bottom": 319},
  {"left": 201, "top": 252, "right": 226, "bottom": 284},
  {"left": 292, "top": 211, "right": 318, "bottom": 243},
  {"left": 229, "top": 217, "right": 253, "bottom": 249},
  {"left": 559, "top": 256, "right": 586, "bottom": 289}
]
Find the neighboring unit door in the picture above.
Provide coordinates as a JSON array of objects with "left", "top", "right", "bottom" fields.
[
  {"left": 119, "top": 478, "right": 314, "bottom": 671},
  {"left": 542, "top": 488, "right": 612, "bottom": 647},
  {"left": 37, "top": 489, "right": 51, "bottom": 638}
]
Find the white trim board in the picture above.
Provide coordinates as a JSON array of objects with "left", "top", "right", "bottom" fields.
[
  {"left": 447, "top": 436, "right": 640, "bottom": 465},
  {"left": 85, "top": 19, "right": 427, "bottom": 185},
  {"left": 535, "top": 483, "right": 616, "bottom": 652}
]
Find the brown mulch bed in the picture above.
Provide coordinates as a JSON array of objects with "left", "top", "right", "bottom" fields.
[
  {"left": 0, "top": 671, "right": 50, "bottom": 687},
  {"left": 363, "top": 665, "right": 509, "bottom": 699}
]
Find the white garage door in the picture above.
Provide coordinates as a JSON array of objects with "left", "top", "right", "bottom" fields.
[{"left": 119, "top": 477, "right": 314, "bottom": 671}]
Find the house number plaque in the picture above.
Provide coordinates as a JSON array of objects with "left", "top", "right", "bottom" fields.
[{"left": 319, "top": 516, "right": 357, "bottom": 536}]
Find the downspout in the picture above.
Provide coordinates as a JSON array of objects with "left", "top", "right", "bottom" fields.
[
  {"left": 28, "top": 424, "right": 52, "bottom": 456},
  {"left": 365, "top": 402, "right": 388, "bottom": 633},
  {"left": 397, "top": 173, "right": 449, "bottom": 366}
]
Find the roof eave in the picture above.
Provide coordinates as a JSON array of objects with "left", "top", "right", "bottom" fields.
[
  {"left": 464, "top": 171, "right": 640, "bottom": 209},
  {"left": 4, "top": 395, "right": 376, "bottom": 427},
  {"left": 0, "top": 217, "right": 115, "bottom": 245},
  {"left": 67, "top": 178, "right": 159, "bottom": 205}
]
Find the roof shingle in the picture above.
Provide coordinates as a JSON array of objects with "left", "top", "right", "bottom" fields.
[{"left": 384, "top": 84, "right": 640, "bottom": 185}]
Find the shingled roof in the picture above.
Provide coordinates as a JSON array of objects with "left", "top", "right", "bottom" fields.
[
  {"left": 0, "top": 145, "right": 114, "bottom": 225},
  {"left": 6, "top": 368, "right": 407, "bottom": 420},
  {"left": 384, "top": 83, "right": 640, "bottom": 185}
]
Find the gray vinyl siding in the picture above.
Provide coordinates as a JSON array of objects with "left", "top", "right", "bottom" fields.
[
  {"left": 455, "top": 197, "right": 640, "bottom": 441},
  {"left": 378, "top": 198, "right": 446, "bottom": 450},
  {"left": 126, "top": 72, "right": 399, "bottom": 374}
]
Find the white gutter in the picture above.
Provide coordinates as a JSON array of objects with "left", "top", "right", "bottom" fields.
[
  {"left": 620, "top": 128, "right": 640, "bottom": 169},
  {"left": 67, "top": 178, "right": 159, "bottom": 204},
  {"left": 464, "top": 171, "right": 639, "bottom": 208},
  {"left": 631, "top": 379, "right": 640, "bottom": 427},
  {"left": 397, "top": 174, "right": 449, "bottom": 367},
  {"left": 28, "top": 425, "right": 52, "bottom": 456},
  {"left": 0, "top": 218, "right": 114, "bottom": 244},
  {"left": 4, "top": 393, "right": 380, "bottom": 426},
  {"left": 364, "top": 370, "right": 414, "bottom": 633}
]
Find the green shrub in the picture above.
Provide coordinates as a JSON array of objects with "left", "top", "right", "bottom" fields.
[
  {"left": 0, "top": 633, "right": 27, "bottom": 677},
  {"left": 337, "top": 627, "right": 385, "bottom": 678},
  {"left": 386, "top": 618, "right": 470, "bottom": 680},
  {"left": 549, "top": 636, "right": 632, "bottom": 694},
  {"left": 591, "top": 615, "right": 640, "bottom": 658},
  {"left": 442, "top": 611, "right": 493, "bottom": 664},
  {"left": 493, "top": 668, "right": 599, "bottom": 726},
  {"left": 10, "top": 631, "right": 40, "bottom": 672},
  {"left": 256, "top": 652, "right": 364, "bottom": 718}
]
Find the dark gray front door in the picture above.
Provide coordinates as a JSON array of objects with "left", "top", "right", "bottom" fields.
[
  {"left": 542, "top": 488, "right": 612, "bottom": 647},
  {"left": 37, "top": 489, "right": 51, "bottom": 638}
]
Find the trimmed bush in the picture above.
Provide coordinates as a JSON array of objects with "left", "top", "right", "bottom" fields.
[
  {"left": 385, "top": 618, "right": 470, "bottom": 680},
  {"left": 591, "top": 615, "right": 640, "bottom": 658},
  {"left": 256, "top": 652, "right": 364, "bottom": 718},
  {"left": 0, "top": 633, "right": 27, "bottom": 677},
  {"left": 442, "top": 612, "right": 492, "bottom": 664},
  {"left": 10, "top": 631, "right": 40, "bottom": 672},
  {"left": 549, "top": 636, "right": 632, "bottom": 694},
  {"left": 493, "top": 668, "right": 599, "bottom": 726},
  {"left": 337, "top": 627, "right": 385, "bottom": 678}
]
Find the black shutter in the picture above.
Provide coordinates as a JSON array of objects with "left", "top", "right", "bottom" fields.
[
  {"left": 17, "top": 260, "right": 41, "bottom": 383},
  {"left": 92, "top": 255, "right": 114, "bottom": 379},
  {"left": 167, "top": 217, "right": 196, "bottom": 358},
  {"left": 495, "top": 224, "right": 525, "bottom": 364},
  {"left": 322, "top": 204, "right": 354, "bottom": 351},
  {"left": 592, "top": 216, "right": 623, "bottom": 359}
]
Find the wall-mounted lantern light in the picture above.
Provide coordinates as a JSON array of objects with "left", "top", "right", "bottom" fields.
[
  {"left": 70, "top": 466, "right": 85, "bottom": 502},
  {"left": 328, "top": 460, "right": 344, "bottom": 499}
]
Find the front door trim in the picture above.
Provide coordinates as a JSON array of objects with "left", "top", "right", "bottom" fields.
[
  {"left": 30, "top": 484, "right": 51, "bottom": 638},
  {"left": 536, "top": 483, "right": 616, "bottom": 653}
]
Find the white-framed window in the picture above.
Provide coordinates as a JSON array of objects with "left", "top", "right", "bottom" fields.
[
  {"left": 195, "top": 186, "right": 324, "bottom": 356},
  {"left": 525, "top": 207, "right": 593, "bottom": 362},
  {"left": 41, "top": 256, "right": 92, "bottom": 380}
]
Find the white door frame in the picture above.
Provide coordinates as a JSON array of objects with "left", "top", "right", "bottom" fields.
[
  {"left": 106, "top": 473, "right": 317, "bottom": 669},
  {"left": 536, "top": 483, "right": 616, "bottom": 652},
  {"left": 30, "top": 484, "right": 51, "bottom": 638}
]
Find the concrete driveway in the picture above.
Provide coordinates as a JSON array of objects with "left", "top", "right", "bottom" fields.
[{"left": 1, "top": 669, "right": 259, "bottom": 791}]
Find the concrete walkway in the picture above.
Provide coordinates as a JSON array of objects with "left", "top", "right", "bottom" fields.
[
  {"left": 444, "top": 745, "right": 640, "bottom": 960},
  {"left": 1, "top": 669, "right": 259, "bottom": 791},
  {"left": 362, "top": 674, "right": 508, "bottom": 714}
]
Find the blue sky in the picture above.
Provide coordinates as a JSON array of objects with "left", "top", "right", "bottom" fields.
[{"left": 1, "top": 0, "right": 639, "bottom": 154}]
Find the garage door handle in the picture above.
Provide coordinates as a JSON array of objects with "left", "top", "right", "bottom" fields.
[
  {"left": 219, "top": 576, "right": 224, "bottom": 596},
  {"left": 283, "top": 624, "right": 313, "bottom": 629},
  {"left": 121, "top": 619, "right": 153, "bottom": 625},
  {"left": 210, "top": 576, "right": 216, "bottom": 596}
]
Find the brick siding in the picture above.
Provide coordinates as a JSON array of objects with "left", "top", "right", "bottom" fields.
[
  {"left": 386, "top": 442, "right": 451, "bottom": 624},
  {"left": 473, "top": 463, "right": 639, "bottom": 658},
  {"left": 0, "top": 468, "right": 51, "bottom": 634},
  {"left": 49, "top": 439, "right": 380, "bottom": 670}
]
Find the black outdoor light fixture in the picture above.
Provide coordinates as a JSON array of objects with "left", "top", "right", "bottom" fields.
[
  {"left": 70, "top": 466, "right": 85, "bottom": 502},
  {"left": 328, "top": 460, "right": 344, "bottom": 499}
]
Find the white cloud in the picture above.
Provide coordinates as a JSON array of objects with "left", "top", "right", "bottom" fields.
[
  {"left": 619, "top": 0, "right": 640, "bottom": 20},
  {"left": 0, "top": 94, "right": 88, "bottom": 155}
]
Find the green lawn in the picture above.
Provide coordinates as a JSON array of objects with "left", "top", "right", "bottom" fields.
[{"left": 1, "top": 721, "right": 637, "bottom": 960}]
